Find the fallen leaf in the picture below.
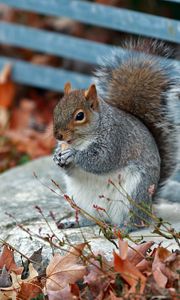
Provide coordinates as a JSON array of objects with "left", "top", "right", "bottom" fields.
[
  {"left": 84, "top": 254, "right": 113, "bottom": 300},
  {"left": 31, "top": 54, "right": 58, "bottom": 66},
  {"left": 127, "top": 241, "right": 154, "bottom": 266},
  {"left": 9, "top": 98, "right": 35, "bottom": 130},
  {"left": 84, "top": 254, "right": 112, "bottom": 285},
  {"left": 5, "top": 127, "right": 55, "bottom": 158},
  {"left": 0, "top": 272, "right": 21, "bottom": 300},
  {"left": 118, "top": 239, "right": 128, "bottom": 260},
  {"left": 0, "top": 106, "right": 9, "bottom": 128},
  {"left": 109, "top": 290, "right": 123, "bottom": 300},
  {"left": 46, "top": 244, "right": 86, "bottom": 293},
  {"left": 0, "top": 266, "right": 12, "bottom": 288},
  {"left": 0, "top": 64, "right": 16, "bottom": 108},
  {"left": 0, "top": 263, "right": 39, "bottom": 300},
  {"left": 152, "top": 247, "right": 171, "bottom": 288},
  {"left": 0, "top": 290, "right": 16, "bottom": 300},
  {"left": 113, "top": 251, "right": 146, "bottom": 294},
  {"left": 47, "top": 284, "right": 76, "bottom": 300},
  {"left": 25, "top": 263, "right": 39, "bottom": 281},
  {"left": 16, "top": 279, "right": 43, "bottom": 300},
  {"left": 136, "top": 258, "right": 151, "bottom": 273},
  {"left": 22, "top": 247, "right": 43, "bottom": 278},
  {"left": 165, "top": 250, "right": 180, "bottom": 273},
  {"left": 0, "top": 64, "right": 11, "bottom": 84},
  {"left": 0, "top": 245, "right": 23, "bottom": 275}
]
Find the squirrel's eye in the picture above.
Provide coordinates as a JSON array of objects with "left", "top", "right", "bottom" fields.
[{"left": 75, "top": 111, "right": 85, "bottom": 121}]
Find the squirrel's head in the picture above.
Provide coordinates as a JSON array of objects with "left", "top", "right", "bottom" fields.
[{"left": 53, "top": 82, "right": 99, "bottom": 144}]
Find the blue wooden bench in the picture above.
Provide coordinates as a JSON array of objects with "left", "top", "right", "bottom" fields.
[
  {"left": 0, "top": 0, "right": 179, "bottom": 92},
  {"left": 0, "top": 0, "right": 180, "bottom": 185}
]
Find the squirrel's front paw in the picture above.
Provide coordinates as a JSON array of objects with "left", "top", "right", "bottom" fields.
[
  {"left": 53, "top": 147, "right": 62, "bottom": 167},
  {"left": 60, "top": 148, "right": 76, "bottom": 166},
  {"left": 53, "top": 147, "right": 76, "bottom": 167}
]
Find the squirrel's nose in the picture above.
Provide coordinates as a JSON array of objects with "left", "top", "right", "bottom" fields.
[{"left": 58, "top": 134, "right": 63, "bottom": 140}]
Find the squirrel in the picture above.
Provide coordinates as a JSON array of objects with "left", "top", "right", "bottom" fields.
[{"left": 53, "top": 40, "right": 179, "bottom": 230}]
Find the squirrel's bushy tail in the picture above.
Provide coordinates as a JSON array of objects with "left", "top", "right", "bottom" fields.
[{"left": 95, "top": 39, "right": 180, "bottom": 184}]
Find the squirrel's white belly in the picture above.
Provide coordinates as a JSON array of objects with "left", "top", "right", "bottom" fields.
[{"left": 64, "top": 166, "right": 141, "bottom": 225}]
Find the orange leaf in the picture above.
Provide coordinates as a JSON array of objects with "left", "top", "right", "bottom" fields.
[
  {"left": 0, "top": 81, "right": 16, "bottom": 108},
  {"left": 113, "top": 251, "right": 146, "bottom": 294},
  {"left": 0, "top": 245, "right": 23, "bottom": 275},
  {"left": 16, "top": 280, "right": 42, "bottom": 300},
  {"left": 0, "top": 64, "right": 15, "bottom": 108}
]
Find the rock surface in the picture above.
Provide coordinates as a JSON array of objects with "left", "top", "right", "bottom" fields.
[{"left": 0, "top": 156, "right": 180, "bottom": 262}]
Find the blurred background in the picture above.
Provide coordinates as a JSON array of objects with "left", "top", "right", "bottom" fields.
[{"left": 0, "top": 0, "right": 179, "bottom": 173}]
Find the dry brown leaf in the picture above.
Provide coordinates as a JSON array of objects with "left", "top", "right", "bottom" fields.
[
  {"left": 0, "top": 245, "right": 23, "bottom": 275},
  {"left": 113, "top": 251, "right": 146, "bottom": 294},
  {"left": 16, "top": 279, "right": 43, "bottom": 300},
  {"left": 0, "top": 272, "right": 21, "bottom": 300},
  {"left": 0, "top": 290, "right": 16, "bottom": 300},
  {"left": 0, "top": 107, "right": 9, "bottom": 128},
  {"left": 152, "top": 247, "right": 179, "bottom": 288},
  {"left": 31, "top": 54, "right": 58, "bottom": 66},
  {"left": 0, "top": 262, "right": 40, "bottom": 300},
  {"left": 46, "top": 284, "right": 77, "bottom": 300},
  {"left": 0, "top": 80, "right": 16, "bottom": 108},
  {"left": 84, "top": 255, "right": 113, "bottom": 300},
  {"left": 127, "top": 241, "right": 154, "bottom": 266},
  {"left": 118, "top": 239, "right": 128, "bottom": 260},
  {"left": 109, "top": 290, "right": 123, "bottom": 300},
  {"left": 84, "top": 254, "right": 112, "bottom": 285},
  {"left": 136, "top": 258, "right": 151, "bottom": 273},
  {"left": 25, "top": 263, "right": 39, "bottom": 281},
  {"left": 9, "top": 99, "right": 35, "bottom": 130},
  {"left": 5, "top": 99, "right": 55, "bottom": 158},
  {"left": 0, "top": 64, "right": 11, "bottom": 84},
  {"left": 152, "top": 247, "right": 170, "bottom": 288},
  {"left": 5, "top": 127, "right": 55, "bottom": 158},
  {"left": 46, "top": 244, "right": 87, "bottom": 294},
  {"left": 0, "top": 266, "right": 12, "bottom": 288},
  {"left": 164, "top": 250, "right": 180, "bottom": 273},
  {"left": 0, "top": 64, "right": 16, "bottom": 108}
]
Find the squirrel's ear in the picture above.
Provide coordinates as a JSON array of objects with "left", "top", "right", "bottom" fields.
[
  {"left": 64, "top": 82, "right": 71, "bottom": 94},
  {"left": 85, "top": 84, "right": 98, "bottom": 110}
]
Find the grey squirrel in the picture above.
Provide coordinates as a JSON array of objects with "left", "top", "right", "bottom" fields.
[{"left": 53, "top": 40, "right": 179, "bottom": 230}]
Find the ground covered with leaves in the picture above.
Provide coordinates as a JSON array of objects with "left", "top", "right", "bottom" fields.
[{"left": 0, "top": 234, "right": 179, "bottom": 300}]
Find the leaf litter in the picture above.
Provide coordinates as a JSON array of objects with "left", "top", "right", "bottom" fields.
[{"left": 0, "top": 237, "right": 179, "bottom": 299}]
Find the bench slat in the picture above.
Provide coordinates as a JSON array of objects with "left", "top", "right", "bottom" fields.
[
  {"left": 1, "top": 0, "right": 180, "bottom": 43},
  {"left": 163, "top": 0, "right": 180, "bottom": 3},
  {"left": 0, "top": 54, "right": 179, "bottom": 92},
  {"left": 0, "top": 22, "right": 116, "bottom": 65},
  {"left": 0, "top": 56, "right": 92, "bottom": 91}
]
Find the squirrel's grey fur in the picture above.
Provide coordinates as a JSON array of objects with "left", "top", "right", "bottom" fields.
[
  {"left": 95, "top": 40, "right": 179, "bottom": 183},
  {"left": 53, "top": 40, "right": 180, "bottom": 230}
]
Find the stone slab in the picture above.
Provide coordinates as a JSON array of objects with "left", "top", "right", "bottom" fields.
[{"left": 0, "top": 156, "right": 179, "bottom": 262}]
